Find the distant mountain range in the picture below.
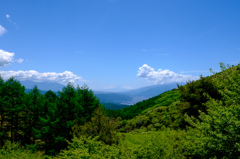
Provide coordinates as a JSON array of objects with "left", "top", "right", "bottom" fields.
[
  {"left": 94, "top": 83, "right": 185, "bottom": 105},
  {"left": 20, "top": 80, "right": 184, "bottom": 106},
  {"left": 20, "top": 80, "right": 65, "bottom": 92}
]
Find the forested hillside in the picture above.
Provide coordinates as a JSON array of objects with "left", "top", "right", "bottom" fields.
[
  {"left": 0, "top": 81, "right": 100, "bottom": 155},
  {"left": 0, "top": 63, "right": 240, "bottom": 158}
]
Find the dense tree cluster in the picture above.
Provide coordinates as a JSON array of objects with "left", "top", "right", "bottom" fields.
[
  {"left": 0, "top": 78, "right": 100, "bottom": 155},
  {"left": 178, "top": 75, "right": 222, "bottom": 118},
  {"left": 72, "top": 106, "right": 122, "bottom": 145}
]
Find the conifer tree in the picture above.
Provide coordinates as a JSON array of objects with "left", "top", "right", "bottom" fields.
[
  {"left": 39, "top": 90, "right": 59, "bottom": 155},
  {"left": 73, "top": 106, "right": 121, "bottom": 145},
  {"left": 4, "top": 78, "right": 25, "bottom": 144},
  {"left": 57, "top": 83, "right": 83, "bottom": 150},
  {"left": 76, "top": 84, "right": 100, "bottom": 123},
  {"left": 0, "top": 76, "right": 6, "bottom": 146},
  {"left": 23, "top": 85, "right": 44, "bottom": 145}
]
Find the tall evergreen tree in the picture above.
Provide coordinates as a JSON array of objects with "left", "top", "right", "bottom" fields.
[
  {"left": 0, "top": 76, "right": 6, "bottom": 146},
  {"left": 56, "top": 83, "right": 83, "bottom": 151},
  {"left": 76, "top": 84, "right": 100, "bottom": 123},
  {"left": 4, "top": 78, "right": 25, "bottom": 144},
  {"left": 23, "top": 85, "right": 44, "bottom": 145},
  {"left": 39, "top": 90, "right": 59, "bottom": 155}
]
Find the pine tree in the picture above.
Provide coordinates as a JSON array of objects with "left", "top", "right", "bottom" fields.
[
  {"left": 4, "top": 78, "right": 25, "bottom": 144},
  {"left": 76, "top": 84, "right": 100, "bottom": 123},
  {"left": 56, "top": 83, "right": 83, "bottom": 151},
  {"left": 23, "top": 85, "right": 44, "bottom": 146},
  {"left": 0, "top": 76, "right": 6, "bottom": 146},
  {"left": 39, "top": 90, "right": 59, "bottom": 155}
]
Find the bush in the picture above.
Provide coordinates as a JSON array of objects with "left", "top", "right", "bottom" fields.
[
  {"left": 0, "top": 141, "right": 43, "bottom": 159},
  {"left": 58, "top": 129, "right": 190, "bottom": 159},
  {"left": 186, "top": 100, "right": 240, "bottom": 158},
  {"left": 72, "top": 106, "right": 122, "bottom": 145}
]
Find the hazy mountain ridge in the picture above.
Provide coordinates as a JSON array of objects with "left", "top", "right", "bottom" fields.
[
  {"left": 20, "top": 80, "right": 65, "bottom": 92},
  {"left": 21, "top": 80, "right": 183, "bottom": 106}
]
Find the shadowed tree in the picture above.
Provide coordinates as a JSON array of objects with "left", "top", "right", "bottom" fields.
[{"left": 4, "top": 78, "right": 25, "bottom": 144}]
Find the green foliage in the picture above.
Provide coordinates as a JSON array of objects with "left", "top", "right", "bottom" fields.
[
  {"left": 178, "top": 75, "right": 222, "bottom": 117},
  {"left": 102, "top": 103, "right": 129, "bottom": 110},
  {"left": 186, "top": 100, "right": 240, "bottom": 158},
  {"left": 57, "top": 136, "right": 120, "bottom": 159},
  {"left": 185, "top": 63, "right": 240, "bottom": 158},
  {"left": 0, "top": 77, "right": 100, "bottom": 156},
  {"left": 38, "top": 90, "right": 59, "bottom": 155},
  {"left": 122, "top": 100, "right": 188, "bottom": 131},
  {"left": 72, "top": 106, "right": 122, "bottom": 145},
  {"left": 211, "top": 63, "right": 240, "bottom": 105},
  {"left": 76, "top": 84, "right": 100, "bottom": 123},
  {"left": 0, "top": 141, "right": 43, "bottom": 159},
  {"left": 105, "top": 89, "right": 181, "bottom": 120},
  {"left": 1, "top": 77, "right": 25, "bottom": 145},
  {"left": 58, "top": 129, "right": 191, "bottom": 159},
  {"left": 1, "top": 62, "right": 240, "bottom": 158}
]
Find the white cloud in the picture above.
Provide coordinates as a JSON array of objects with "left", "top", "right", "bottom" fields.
[
  {"left": 6, "top": 14, "right": 10, "bottom": 19},
  {"left": 0, "top": 50, "right": 15, "bottom": 66},
  {"left": 15, "top": 58, "right": 24, "bottom": 63},
  {"left": 0, "top": 25, "right": 7, "bottom": 36},
  {"left": 137, "top": 64, "right": 199, "bottom": 84},
  {"left": 0, "top": 50, "right": 24, "bottom": 66},
  {"left": 0, "top": 70, "right": 84, "bottom": 85}
]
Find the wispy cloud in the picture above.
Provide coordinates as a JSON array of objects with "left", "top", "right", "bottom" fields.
[
  {"left": 141, "top": 48, "right": 164, "bottom": 52},
  {"left": 180, "top": 70, "right": 209, "bottom": 74},
  {"left": 15, "top": 58, "right": 24, "bottom": 64},
  {"left": 137, "top": 64, "right": 199, "bottom": 84},
  {"left": 6, "top": 14, "right": 19, "bottom": 29},
  {"left": 6, "top": 14, "right": 10, "bottom": 19},
  {"left": 103, "top": 85, "right": 133, "bottom": 90},
  {"left": 0, "top": 70, "right": 85, "bottom": 85},
  {"left": 0, "top": 50, "right": 14, "bottom": 66},
  {"left": 0, "top": 25, "right": 7, "bottom": 36},
  {"left": 122, "top": 86, "right": 134, "bottom": 90}
]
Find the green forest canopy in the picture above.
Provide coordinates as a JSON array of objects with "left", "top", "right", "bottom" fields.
[{"left": 0, "top": 63, "right": 240, "bottom": 158}]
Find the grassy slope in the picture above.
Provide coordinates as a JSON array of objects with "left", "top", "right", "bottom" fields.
[
  {"left": 105, "top": 89, "right": 181, "bottom": 120},
  {"left": 140, "top": 89, "right": 180, "bottom": 114}
]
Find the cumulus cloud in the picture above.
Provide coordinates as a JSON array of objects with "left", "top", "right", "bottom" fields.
[
  {"left": 0, "top": 50, "right": 24, "bottom": 66},
  {"left": 137, "top": 64, "right": 199, "bottom": 84},
  {"left": 0, "top": 25, "right": 7, "bottom": 36},
  {"left": 0, "top": 70, "right": 84, "bottom": 85},
  {"left": 0, "top": 50, "right": 15, "bottom": 66}
]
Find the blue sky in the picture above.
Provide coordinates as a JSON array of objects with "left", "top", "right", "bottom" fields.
[{"left": 0, "top": 0, "right": 239, "bottom": 91}]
